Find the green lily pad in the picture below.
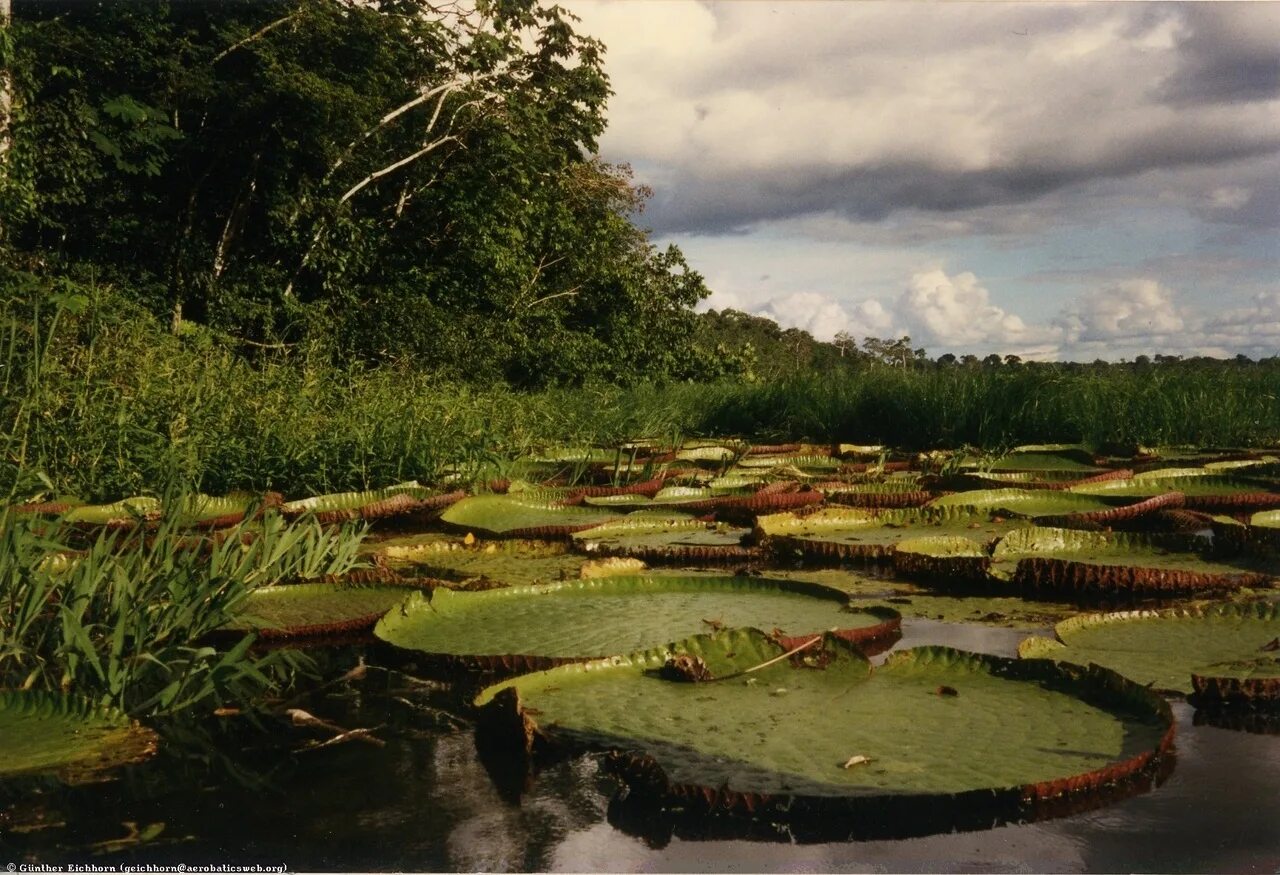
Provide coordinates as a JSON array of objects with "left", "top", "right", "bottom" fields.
[
  {"left": 984, "top": 451, "right": 1103, "bottom": 474},
  {"left": 1069, "top": 476, "right": 1280, "bottom": 512},
  {"left": 763, "top": 569, "right": 1081, "bottom": 628},
  {"left": 737, "top": 455, "right": 843, "bottom": 472},
  {"left": 992, "top": 526, "right": 1270, "bottom": 597},
  {"left": 757, "top": 506, "right": 1020, "bottom": 564},
  {"left": 823, "top": 479, "right": 933, "bottom": 509},
  {"left": 892, "top": 535, "right": 992, "bottom": 584},
  {"left": 63, "top": 496, "right": 161, "bottom": 526},
  {"left": 283, "top": 482, "right": 459, "bottom": 523},
  {"left": 228, "top": 582, "right": 421, "bottom": 639},
  {"left": 0, "top": 692, "right": 158, "bottom": 783},
  {"left": 1189, "top": 653, "right": 1280, "bottom": 709},
  {"left": 675, "top": 446, "right": 740, "bottom": 464},
  {"left": 374, "top": 537, "right": 583, "bottom": 587},
  {"left": 375, "top": 576, "right": 900, "bottom": 672},
  {"left": 530, "top": 447, "right": 621, "bottom": 465},
  {"left": 1018, "top": 602, "right": 1280, "bottom": 694},
  {"left": 571, "top": 512, "right": 755, "bottom": 565},
  {"left": 928, "top": 489, "right": 1116, "bottom": 517},
  {"left": 476, "top": 629, "right": 1171, "bottom": 814},
  {"left": 440, "top": 494, "right": 620, "bottom": 538}
]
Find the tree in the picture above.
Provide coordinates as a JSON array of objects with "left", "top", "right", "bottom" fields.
[
  {"left": 863, "top": 335, "right": 924, "bottom": 368},
  {"left": 833, "top": 330, "right": 856, "bottom": 357},
  {"left": 5, "top": 0, "right": 711, "bottom": 384}
]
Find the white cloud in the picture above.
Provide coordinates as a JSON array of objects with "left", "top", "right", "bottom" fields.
[
  {"left": 711, "top": 268, "right": 1277, "bottom": 361},
  {"left": 899, "top": 269, "right": 1027, "bottom": 347},
  {"left": 1057, "top": 280, "right": 1186, "bottom": 345},
  {"left": 1199, "top": 291, "right": 1280, "bottom": 358},
  {"left": 753, "top": 291, "right": 896, "bottom": 343}
]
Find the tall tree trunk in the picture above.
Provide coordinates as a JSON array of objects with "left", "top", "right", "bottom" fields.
[{"left": 1, "top": 0, "right": 12, "bottom": 171}]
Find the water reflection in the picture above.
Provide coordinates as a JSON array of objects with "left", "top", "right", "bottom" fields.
[{"left": 4, "top": 624, "right": 1279, "bottom": 872}]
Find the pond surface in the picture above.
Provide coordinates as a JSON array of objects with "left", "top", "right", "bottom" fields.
[{"left": 4, "top": 619, "right": 1279, "bottom": 873}]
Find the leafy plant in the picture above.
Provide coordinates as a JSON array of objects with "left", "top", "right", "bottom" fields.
[{"left": 0, "top": 492, "right": 365, "bottom": 716}]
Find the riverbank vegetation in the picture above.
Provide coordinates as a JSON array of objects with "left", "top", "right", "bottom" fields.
[
  {"left": 4, "top": 271, "right": 1280, "bottom": 502},
  {"left": 3, "top": 0, "right": 1279, "bottom": 505}
]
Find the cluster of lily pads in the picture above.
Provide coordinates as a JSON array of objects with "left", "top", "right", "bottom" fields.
[{"left": 4, "top": 439, "right": 1278, "bottom": 840}]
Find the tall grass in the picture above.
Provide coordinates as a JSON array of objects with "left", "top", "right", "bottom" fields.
[
  {"left": 0, "top": 494, "right": 365, "bottom": 716},
  {"left": 4, "top": 276, "right": 1278, "bottom": 501}
]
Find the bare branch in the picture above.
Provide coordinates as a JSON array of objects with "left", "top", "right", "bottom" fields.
[
  {"left": 337, "top": 135, "right": 458, "bottom": 205},
  {"left": 213, "top": 11, "right": 301, "bottom": 64},
  {"left": 526, "top": 287, "right": 581, "bottom": 308}
]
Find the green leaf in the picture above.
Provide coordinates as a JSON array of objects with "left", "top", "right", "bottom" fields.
[
  {"left": 476, "top": 629, "right": 1171, "bottom": 804},
  {"left": 1018, "top": 603, "right": 1280, "bottom": 694},
  {"left": 375, "top": 576, "right": 899, "bottom": 667}
]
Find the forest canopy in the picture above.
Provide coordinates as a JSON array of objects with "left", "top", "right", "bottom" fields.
[{"left": 0, "top": 0, "right": 712, "bottom": 385}]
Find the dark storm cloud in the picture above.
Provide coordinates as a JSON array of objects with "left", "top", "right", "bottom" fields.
[
  {"left": 647, "top": 131, "right": 1280, "bottom": 235},
  {"left": 588, "top": 2, "right": 1280, "bottom": 238},
  {"left": 1159, "top": 3, "right": 1280, "bottom": 105}
]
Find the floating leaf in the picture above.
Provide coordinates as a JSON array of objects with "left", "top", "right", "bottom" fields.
[
  {"left": 0, "top": 692, "right": 157, "bottom": 783},
  {"left": 375, "top": 576, "right": 900, "bottom": 672},
  {"left": 892, "top": 535, "right": 991, "bottom": 584},
  {"left": 227, "top": 582, "right": 422, "bottom": 639},
  {"left": 929, "top": 489, "right": 1115, "bottom": 517},
  {"left": 283, "top": 483, "right": 460, "bottom": 523},
  {"left": 439, "top": 494, "right": 619, "bottom": 538},
  {"left": 756, "top": 506, "right": 1019, "bottom": 564},
  {"left": 476, "top": 629, "right": 1171, "bottom": 825},
  {"left": 571, "top": 512, "right": 756, "bottom": 565},
  {"left": 63, "top": 496, "right": 160, "bottom": 526},
  {"left": 1018, "top": 602, "right": 1280, "bottom": 694},
  {"left": 991, "top": 526, "right": 1269, "bottom": 597},
  {"left": 374, "top": 537, "right": 582, "bottom": 587}
]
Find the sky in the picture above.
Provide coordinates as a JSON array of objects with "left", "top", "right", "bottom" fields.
[{"left": 567, "top": 1, "right": 1280, "bottom": 361}]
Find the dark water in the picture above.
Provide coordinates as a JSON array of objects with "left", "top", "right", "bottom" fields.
[{"left": 4, "top": 620, "right": 1279, "bottom": 873}]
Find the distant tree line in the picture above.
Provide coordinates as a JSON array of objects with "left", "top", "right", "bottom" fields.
[{"left": 697, "top": 309, "right": 1277, "bottom": 378}]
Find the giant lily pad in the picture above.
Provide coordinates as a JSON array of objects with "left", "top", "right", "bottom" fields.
[
  {"left": 982, "top": 450, "right": 1103, "bottom": 474},
  {"left": 0, "top": 692, "right": 158, "bottom": 783},
  {"left": 928, "top": 489, "right": 1117, "bottom": 517},
  {"left": 374, "top": 576, "right": 901, "bottom": 673},
  {"left": 439, "top": 494, "right": 620, "bottom": 538},
  {"left": 756, "top": 506, "right": 1021, "bottom": 564},
  {"left": 62, "top": 496, "right": 161, "bottom": 527},
  {"left": 374, "top": 537, "right": 583, "bottom": 587},
  {"left": 227, "top": 581, "right": 423, "bottom": 639},
  {"left": 823, "top": 479, "right": 934, "bottom": 509},
  {"left": 1189, "top": 653, "right": 1280, "bottom": 710},
  {"left": 737, "top": 454, "right": 843, "bottom": 472},
  {"left": 1018, "top": 602, "right": 1280, "bottom": 694},
  {"left": 892, "top": 535, "right": 992, "bottom": 584},
  {"left": 1069, "top": 476, "right": 1280, "bottom": 513},
  {"left": 991, "top": 526, "right": 1270, "bottom": 598},
  {"left": 571, "top": 512, "right": 756, "bottom": 565},
  {"left": 476, "top": 629, "right": 1172, "bottom": 829},
  {"left": 283, "top": 482, "right": 461, "bottom": 523}
]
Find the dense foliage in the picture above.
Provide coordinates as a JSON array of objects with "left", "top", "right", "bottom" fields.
[
  {"left": 0, "top": 501, "right": 364, "bottom": 716},
  {"left": 2, "top": 1, "right": 1278, "bottom": 505},
  {"left": 2, "top": 0, "right": 708, "bottom": 384},
  {"left": 4, "top": 276, "right": 1278, "bottom": 503}
]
